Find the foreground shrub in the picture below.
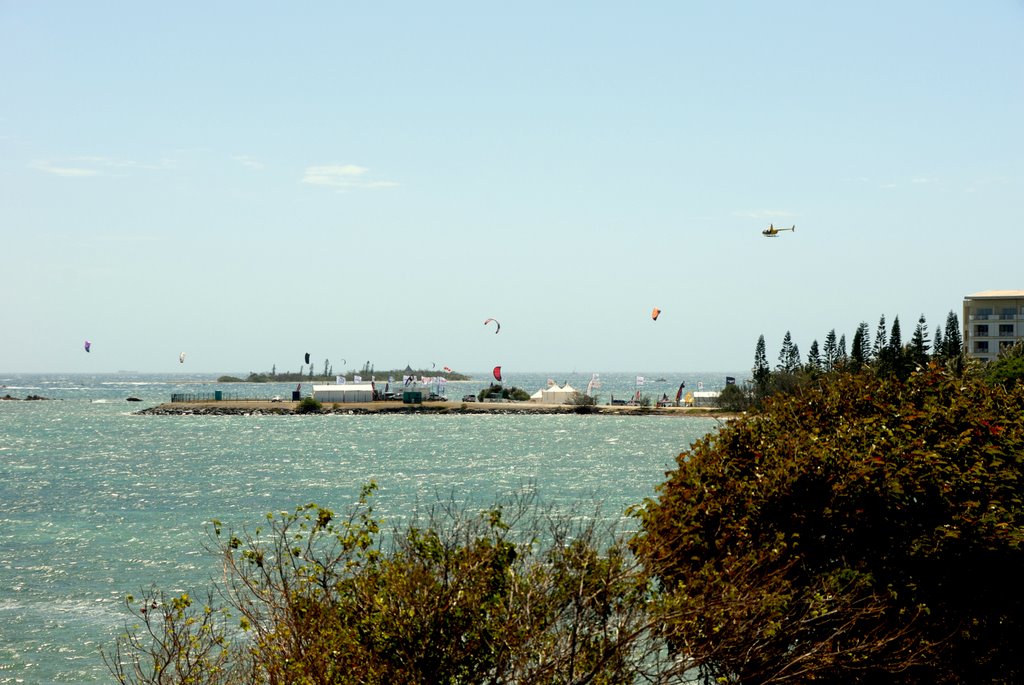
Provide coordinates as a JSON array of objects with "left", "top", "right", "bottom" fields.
[
  {"left": 633, "top": 366, "right": 1024, "bottom": 684},
  {"left": 106, "top": 485, "right": 671, "bottom": 684}
]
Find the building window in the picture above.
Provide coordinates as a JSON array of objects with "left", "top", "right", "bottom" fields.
[
  {"left": 975, "top": 324, "right": 989, "bottom": 336},
  {"left": 975, "top": 308, "right": 993, "bottom": 320},
  {"left": 975, "top": 341, "right": 989, "bottom": 353},
  {"left": 1000, "top": 340, "right": 1016, "bottom": 351},
  {"left": 999, "top": 324, "right": 1014, "bottom": 336},
  {"left": 1000, "top": 308, "right": 1016, "bottom": 320}
]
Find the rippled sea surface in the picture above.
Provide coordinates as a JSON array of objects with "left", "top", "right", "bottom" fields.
[{"left": 0, "top": 372, "right": 727, "bottom": 683}]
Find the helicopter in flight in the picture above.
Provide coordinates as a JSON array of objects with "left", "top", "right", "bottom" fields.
[{"left": 762, "top": 223, "right": 795, "bottom": 237}]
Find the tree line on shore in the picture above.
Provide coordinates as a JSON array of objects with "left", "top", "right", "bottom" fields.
[
  {"left": 105, "top": 315, "right": 1024, "bottom": 684},
  {"left": 711, "top": 310, "right": 1024, "bottom": 411}
]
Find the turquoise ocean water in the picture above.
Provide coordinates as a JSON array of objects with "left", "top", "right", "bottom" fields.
[{"left": 0, "top": 371, "right": 735, "bottom": 683}]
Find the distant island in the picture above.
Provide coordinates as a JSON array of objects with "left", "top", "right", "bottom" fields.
[{"left": 218, "top": 366, "right": 472, "bottom": 384}]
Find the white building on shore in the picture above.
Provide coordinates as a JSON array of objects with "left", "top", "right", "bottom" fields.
[
  {"left": 963, "top": 290, "right": 1024, "bottom": 362},
  {"left": 312, "top": 383, "right": 374, "bottom": 403}
]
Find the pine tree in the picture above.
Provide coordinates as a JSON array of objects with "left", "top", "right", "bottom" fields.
[
  {"left": 933, "top": 326, "right": 944, "bottom": 360},
  {"left": 807, "top": 340, "right": 822, "bottom": 372},
  {"left": 753, "top": 335, "right": 770, "bottom": 395},
  {"left": 778, "top": 331, "right": 796, "bottom": 372},
  {"left": 837, "top": 334, "right": 848, "bottom": 365},
  {"left": 910, "top": 314, "right": 930, "bottom": 366},
  {"left": 943, "top": 311, "right": 963, "bottom": 359},
  {"left": 887, "top": 316, "right": 910, "bottom": 379},
  {"left": 823, "top": 329, "right": 838, "bottom": 372},
  {"left": 789, "top": 343, "right": 802, "bottom": 372},
  {"left": 856, "top": 322, "right": 872, "bottom": 363},
  {"left": 889, "top": 316, "right": 903, "bottom": 351},
  {"left": 872, "top": 315, "right": 888, "bottom": 360},
  {"left": 850, "top": 323, "right": 869, "bottom": 370}
]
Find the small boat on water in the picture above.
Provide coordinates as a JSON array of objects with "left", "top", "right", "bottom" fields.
[{"left": 126, "top": 396, "right": 143, "bottom": 402}]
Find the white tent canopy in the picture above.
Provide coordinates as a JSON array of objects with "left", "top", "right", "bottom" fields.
[
  {"left": 313, "top": 383, "right": 374, "bottom": 403},
  {"left": 541, "top": 383, "right": 577, "bottom": 404}
]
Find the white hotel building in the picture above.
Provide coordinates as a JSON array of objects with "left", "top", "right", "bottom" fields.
[{"left": 962, "top": 290, "right": 1024, "bottom": 362}]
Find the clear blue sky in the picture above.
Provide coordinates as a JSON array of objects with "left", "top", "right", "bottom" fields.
[{"left": 3, "top": 2, "right": 1022, "bottom": 375}]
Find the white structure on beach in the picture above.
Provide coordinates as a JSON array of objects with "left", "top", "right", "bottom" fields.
[
  {"left": 313, "top": 383, "right": 374, "bottom": 403},
  {"left": 539, "top": 383, "right": 578, "bottom": 404},
  {"left": 691, "top": 391, "right": 721, "bottom": 407}
]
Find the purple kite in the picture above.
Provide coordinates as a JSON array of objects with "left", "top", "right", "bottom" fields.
[{"left": 84, "top": 340, "right": 91, "bottom": 353}]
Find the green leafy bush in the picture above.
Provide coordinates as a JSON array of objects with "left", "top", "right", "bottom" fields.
[
  {"left": 107, "top": 485, "right": 666, "bottom": 684},
  {"left": 477, "top": 383, "right": 530, "bottom": 402},
  {"left": 633, "top": 366, "right": 1024, "bottom": 684},
  {"left": 296, "top": 396, "right": 322, "bottom": 413},
  {"left": 716, "top": 382, "right": 749, "bottom": 412}
]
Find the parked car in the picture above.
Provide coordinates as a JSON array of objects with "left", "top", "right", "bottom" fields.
[
  {"left": 462, "top": 394, "right": 477, "bottom": 402},
  {"left": 271, "top": 396, "right": 282, "bottom": 402}
]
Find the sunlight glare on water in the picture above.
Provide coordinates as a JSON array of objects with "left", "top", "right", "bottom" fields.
[{"left": 0, "top": 373, "right": 724, "bottom": 683}]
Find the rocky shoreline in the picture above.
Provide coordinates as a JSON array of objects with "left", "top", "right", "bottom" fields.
[{"left": 137, "top": 400, "right": 732, "bottom": 418}]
